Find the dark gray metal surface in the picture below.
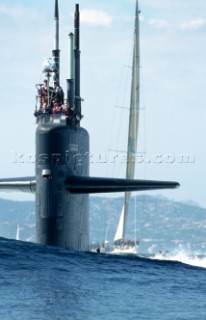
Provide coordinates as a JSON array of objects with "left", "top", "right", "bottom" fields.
[
  {"left": 66, "top": 176, "right": 180, "bottom": 194},
  {"left": 35, "top": 123, "right": 89, "bottom": 251},
  {"left": 0, "top": 177, "right": 36, "bottom": 193}
]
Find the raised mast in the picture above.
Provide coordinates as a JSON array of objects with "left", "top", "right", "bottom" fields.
[
  {"left": 74, "top": 4, "right": 81, "bottom": 123},
  {"left": 54, "top": 0, "right": 59, "bottom": 50},
  {"left": 114, "top": 0, "right": 140, "bottom": 241},
  {"left": 52, "top": 0, "right": 60, "bottom": 83}
]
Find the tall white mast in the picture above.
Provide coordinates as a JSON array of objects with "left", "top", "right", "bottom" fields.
[{"left": 114, "top": 0, "right": 140, "bottom": 241}]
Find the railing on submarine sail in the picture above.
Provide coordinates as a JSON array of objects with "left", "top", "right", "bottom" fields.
[{"left": 35, "top": 113, "right": 80, "bottom": 125}]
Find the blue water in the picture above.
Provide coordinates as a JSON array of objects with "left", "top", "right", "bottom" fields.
[{"left": 0, "top": 238, "right": 206, "bottom": 320}]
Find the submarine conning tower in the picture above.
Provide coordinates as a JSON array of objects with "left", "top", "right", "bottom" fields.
[
  {"left": 35, "top": 2, "right": 90, "bottom": 251},
  {"left": 35, "top": 125, "right": 89, "bottom": 250}
]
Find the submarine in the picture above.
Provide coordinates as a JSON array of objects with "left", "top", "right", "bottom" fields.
[{"left": 0, "top": 1, "right": 179, "bottom": 251}]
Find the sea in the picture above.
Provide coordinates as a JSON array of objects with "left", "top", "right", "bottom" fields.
[{"left": 0, "top": 237, "right": 206, "bottom": 320}]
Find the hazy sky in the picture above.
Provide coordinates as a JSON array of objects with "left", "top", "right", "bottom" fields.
[{"left": 0, "top": 0, "right": 205, "bottom": 207}]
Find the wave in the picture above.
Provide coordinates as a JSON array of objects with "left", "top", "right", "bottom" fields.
[
  {"left": 0, "top": 237, "right": 205, "bottom": 273},
  {"left": 151, "top": 247, "right": 206, "bottom": 269}
]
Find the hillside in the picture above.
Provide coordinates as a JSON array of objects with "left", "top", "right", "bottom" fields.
[
  {"left": 0, "top": 196, "right": 205, "bottom": 254},
  {"left": 89, "top": 195, "right": 206, "bottom": 253}
]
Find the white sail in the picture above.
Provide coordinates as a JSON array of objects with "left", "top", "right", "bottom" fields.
[
  {"left": 114, "top": 0, "right": 140, "bottom": 242},
  {"left": 16, "top": 224, "right": 20, "bottom": 241},
  {"left": 114, "top": 205, "right": 125, "bottom": 241}
]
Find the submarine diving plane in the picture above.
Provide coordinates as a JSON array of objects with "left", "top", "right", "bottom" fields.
[{"left": 0, "top": 1, "right": 179, "bottom": 251}]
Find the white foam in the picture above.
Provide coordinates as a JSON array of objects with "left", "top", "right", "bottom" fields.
[{"left": 153, "top": 246, "right": 206, "bottom": 269}]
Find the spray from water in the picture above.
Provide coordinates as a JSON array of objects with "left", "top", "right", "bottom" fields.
[{"left": 152, "top": 244, "right": 206, "bottom": 269}]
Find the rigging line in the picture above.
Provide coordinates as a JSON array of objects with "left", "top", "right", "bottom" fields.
[
  {"left": 139, "top": 60, "right": 147, "bottom": 180},
  {"left": 115, "top": 49, "right": 133, "bottom": 179},
  {"left": 110, "top": 45, "right": 134, "bottom": 180},
  {"left": 102, "top": 36, "right": 133, "bottom": 234},
  {"left": 115, "top": 106, "right": 145, "bottom": 110},
  {"left": 107, "top": 43, "right": 133, "bottom": 162},
  {"left": 114, "top": 64, "right": 131, "bottom": 156},
  {"left": 103, "top": 62, "right": 129, "bottom": 180},
  {"left": 109, "top": 149, "right": 145, "bottom": 154},
  {"left": 103, "top": 5, "right": 136, "bottom": 236},
  {"left": 135, "top": 194, "right": 137, "bottom": 245}
]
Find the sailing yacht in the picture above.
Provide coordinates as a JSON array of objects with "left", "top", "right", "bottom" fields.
[{"left": 112, "top": 0, "right": 140, "bottom": 254}]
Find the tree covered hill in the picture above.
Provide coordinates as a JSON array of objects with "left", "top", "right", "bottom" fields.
[{"left": 0, "top": 196, "right": 205, "bottom": 254}]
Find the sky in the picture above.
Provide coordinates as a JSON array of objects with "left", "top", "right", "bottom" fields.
[{"left": 0, "top": 0, "right": 206, "bottom": 207}]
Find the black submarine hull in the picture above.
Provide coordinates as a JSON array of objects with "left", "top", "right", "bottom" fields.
[{"left": 35, "top": 123, "right": 89, "bottom": 251}]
